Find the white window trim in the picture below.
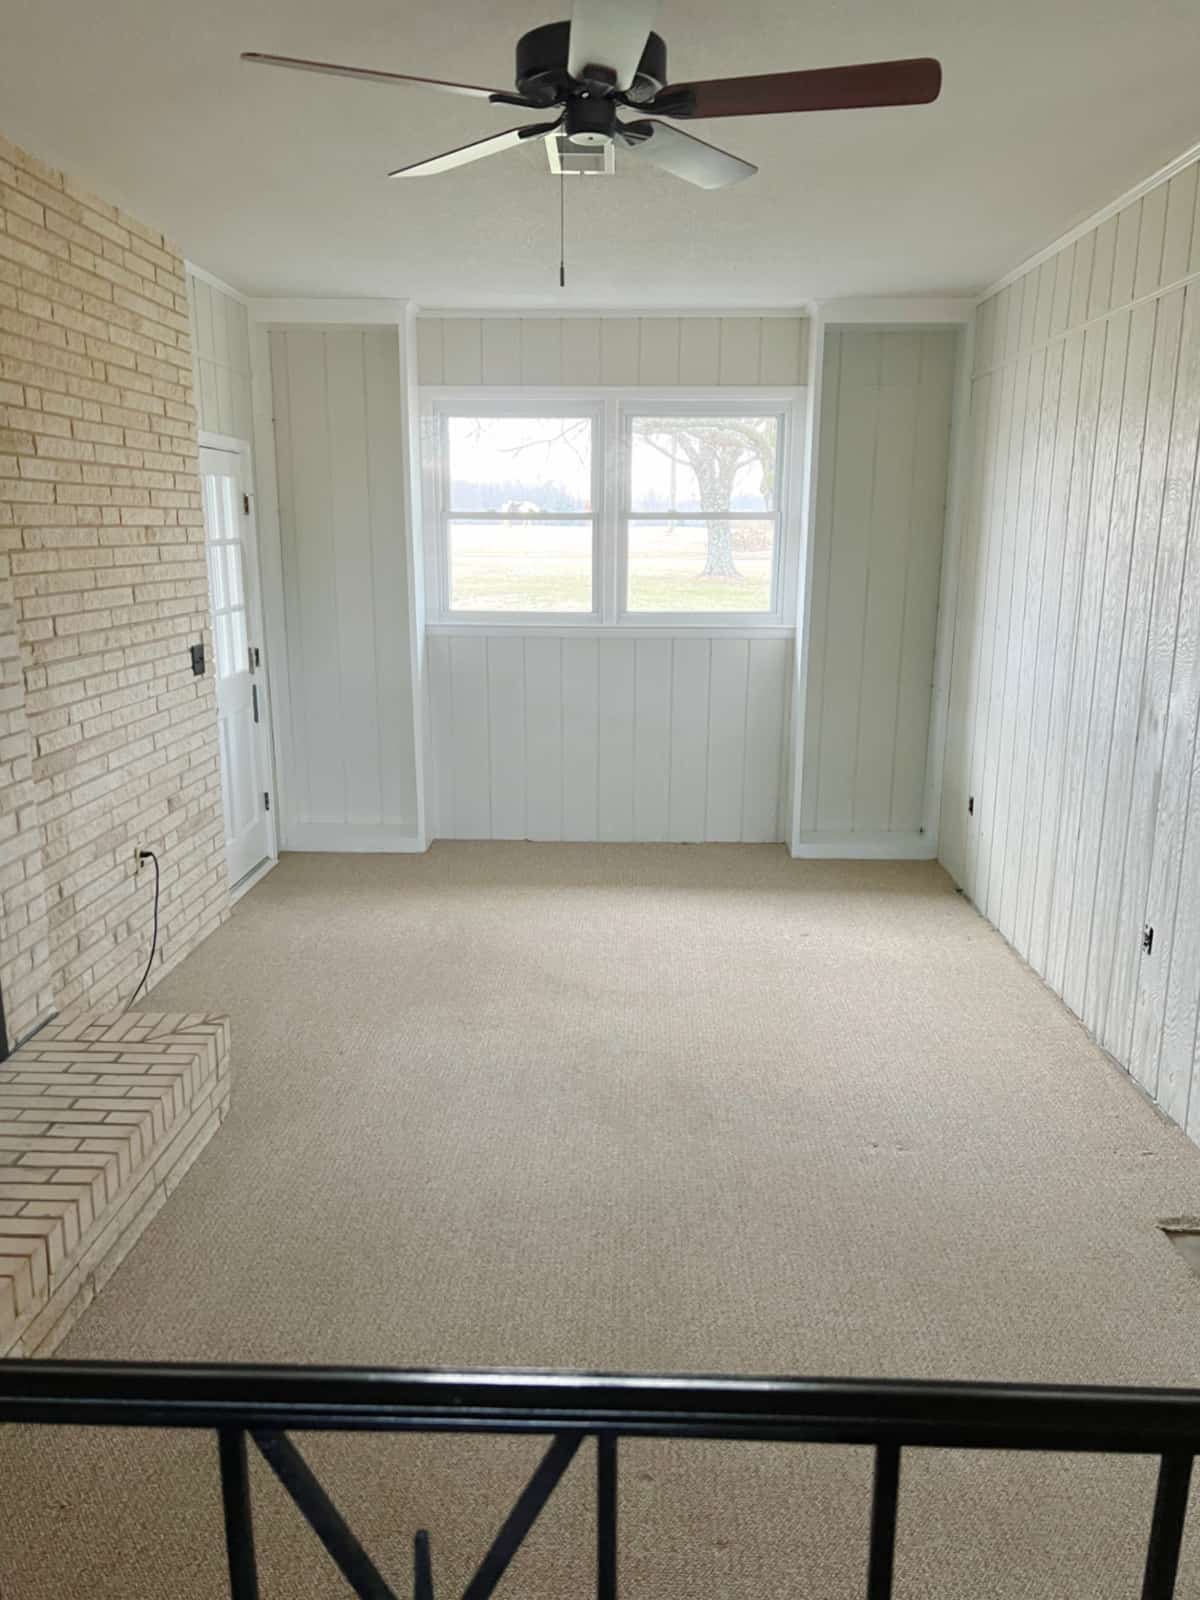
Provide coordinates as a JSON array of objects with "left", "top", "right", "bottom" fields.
[{"left": 421, "top": 386, "right": 805, "bottom": 635}]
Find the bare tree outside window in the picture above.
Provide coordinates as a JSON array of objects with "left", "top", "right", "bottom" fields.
[{"left": 627, "top": 415, "right": 780, "bottom": 612}]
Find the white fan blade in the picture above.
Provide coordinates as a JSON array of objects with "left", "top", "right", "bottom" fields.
[
  {"left": 241, "top": 52, "right": 506, "bottom": 100},
  {"left": 567, "top": 0, "right": 658, "bottom": 89},
  {"left": 389, "top": 122, "right": 560, "bottom": 178},
  {"left": 618, "top": 119, "right": 756, "bottom": 189}
]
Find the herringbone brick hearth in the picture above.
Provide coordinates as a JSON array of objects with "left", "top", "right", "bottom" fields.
[{"left": 0, "top": 1008, "right": 229, "bottom": 1356}]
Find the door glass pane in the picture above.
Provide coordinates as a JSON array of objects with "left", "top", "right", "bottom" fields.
[
  {"left": 229, "top": 608, "right": 248, "bottom": 671},
  {"left": 449, "top": 519, "right": 592, "bottom": 612},
  {"left": 214, "top": 613, "right": 234, "bottom": 679},
  {"left": 206, "top": 544, "right": 227, "bottom": 611},
  {"left": 446, "top": 416, "right": 592, "bottom": 513},
  {"left": 221, "top": 474, "right": 240, "bottom": 534},
  {"left": 629, "top": 415, "right": 778, "bottom": 513},
  {"left": 626, "top": 518, "right": 775, "bottom": 613},
  {"left": 224, "top": 543, "right": 245, "bottom": 609},
  {"left": 203, "top": 476, "right": 220, "bottom": 536}
]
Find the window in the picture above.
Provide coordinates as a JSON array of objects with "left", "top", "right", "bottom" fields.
[
  {"left": 424, "top": 393, "right": 797, "bottom": 627},
  {"left": 624, "top": 412, "right": 780, "bottom": 615},
  {"left": 442, "top": 412, "right": 597, "bottom": 614},
  {"left": 202, "top": 472, "right": 249, "bottom": 677}
]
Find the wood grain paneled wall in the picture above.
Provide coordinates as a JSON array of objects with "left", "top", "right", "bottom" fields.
[
  {"left": 416, "top": 316, "right": 809, "bottom": 387},
  {"left": 269, "top": 328, "right": 419, "bottom": 849},
  {"left": 941, "top": 152, "right": 1200, "bottom": 1141},
  {"left": 187, "top": 273, "right": 252, "bottom": 440},
  {"left": 429, "top": 634, "right": 791, "bottom": 842},
  {"left": 800, "top": 328, "right": 958, "bottom": 852}
]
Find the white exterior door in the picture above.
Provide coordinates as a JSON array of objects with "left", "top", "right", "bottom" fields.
[{"left": 199, "top": 444, "right": 275, "bottom": 889}]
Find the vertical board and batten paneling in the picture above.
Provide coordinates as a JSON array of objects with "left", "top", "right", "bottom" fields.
[
  {"left": 940, "top": 150, "right": 1200, "bottom": 1146},
  {"left": 417, "top": 311, "right": 803, "bottom": 846},
  {"left": 799, "top": 328, "right": 958, "bottom": 851},
  {"left": 416, "top": 316, "right": 809, "bottom": 387},
  {"left": 269, "top": 328, "right": 419, "bottom": 848},
  {"left": 187, "top": 273, "right": 253, "bottom": 439},
  {"left": 428, "top": 635, "right": 791, "bottom": 842}
]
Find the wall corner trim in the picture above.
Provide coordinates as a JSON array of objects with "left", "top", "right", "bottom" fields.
[
  {"left": 817, "top": 296, "right": 976, "bottom": 325},
  {"left": 185, "top": 261, "right": 251, "bottom": 306},
  {"left": 411, "top": 305, "right": 813, "bottom": 320},
  {"left": 250, "top": 298, "right": 413, "bottom": 325},
  {"left": 979, "top": 132, "right": 1200, "bottom": 302}
]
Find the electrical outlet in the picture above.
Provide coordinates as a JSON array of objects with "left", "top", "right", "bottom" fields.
[{"left": 134, "top": 846, "right": 144, "bottom": 870}]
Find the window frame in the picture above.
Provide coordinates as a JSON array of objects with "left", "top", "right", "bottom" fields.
[
  {"left": 616, "top": 396, "right": 791, "bottom": 627},
  {"left": 424, "top": 394, "right": 605, "bottom": 625},
  {"left": 422, "top": 387, "right": 804, "bottom": 634}
]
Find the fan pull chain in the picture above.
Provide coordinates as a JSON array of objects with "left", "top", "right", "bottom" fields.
[{"left": 559, "top": 158, "right": 566, "bottom": 288}]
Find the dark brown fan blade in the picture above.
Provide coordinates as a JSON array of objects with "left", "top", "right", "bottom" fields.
[
  {"left": 655, "top": 57, "right": 942, "bottom": 119},
  {"left": 241, "top": 52, "right": 509, "bottom": 101},
  {"left": 388, "top": 122, "right": 561, "bottom": 178}
]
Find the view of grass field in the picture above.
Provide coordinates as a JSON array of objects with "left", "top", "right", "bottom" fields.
[
  {"left": 444, "top": 413, "right": 780, "bottom": 614},
  {"left": 449, "top": 521, "right": 774, "bottom": 613}
]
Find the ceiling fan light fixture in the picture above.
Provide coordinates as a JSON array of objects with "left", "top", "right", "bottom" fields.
[{"left": 547, "top": 133, "right": 615, "bottom": 175}]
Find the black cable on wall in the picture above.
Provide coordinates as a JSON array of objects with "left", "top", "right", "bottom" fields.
[{"left": 124, "top": 850, "right": 160, "bottom": 1013}]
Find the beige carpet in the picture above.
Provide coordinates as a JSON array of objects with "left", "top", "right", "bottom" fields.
[{"left": 4, "top": 845, "right": 1200, "bottom": 1597}]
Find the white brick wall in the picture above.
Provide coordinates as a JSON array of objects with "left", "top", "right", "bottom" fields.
[{"left": 0, "top": 134, "right": 230, "bottom": 1046}]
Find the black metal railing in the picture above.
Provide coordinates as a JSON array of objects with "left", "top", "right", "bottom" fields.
[{"left": 3, "top": 1360, "right": 1199, "bottom": 1598}]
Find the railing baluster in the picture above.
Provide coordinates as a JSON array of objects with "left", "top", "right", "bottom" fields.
[
  {"left": 414, "top": 1529, "right": 435, "bottom": 1600},
  {"left": 597, "top": 1434, "right": 618, "bottom": 1600},
  {"left": 462, "top": 1433, "right": 583, "bottom": 1600},
  {"left": 253, "top": 1430, "right": 400, "bottom": 1600},
  {"left": 866, "top": 1444, "right": 900, "bottom": 1600},
  {"left": 218, "top": 1427, "right": 260, "bottom": 1600},
  {"left": 1142, "top": 1452, "right": 1193, "bottom": 1600}
]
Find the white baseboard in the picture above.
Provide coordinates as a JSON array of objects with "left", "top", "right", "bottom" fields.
[
  {"left": 282, "top": 822, "right": 429, "bottom": 853},
  {"left": 230, "top": 854, "right": 278, "bottom": 902},
  {"left": 789, "top": 831, "right": 937, "bottom": 860}
]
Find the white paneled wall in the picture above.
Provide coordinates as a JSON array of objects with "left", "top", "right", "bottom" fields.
[
  {"left": 188, "top": 273, "right": 252, "bottom": 440},
  {"left": 417, "top": 316, "right": 809, "bottom": 387},
  {"left": 941, "top": 150, "right": 1200, "bottom": 1142},
  {"left": 269, "top": 328, "right": 419, "bottom": 848},
  {"left": 800, "top": 328, "right": 957, "bottom": 851},
  {"left": 429, "top": 634, "right": 791, "bottom": 842}
]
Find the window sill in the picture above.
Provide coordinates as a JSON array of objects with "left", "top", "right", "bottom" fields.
[{"left": 425, "top": 619, "right": 797, "bottom": 640}]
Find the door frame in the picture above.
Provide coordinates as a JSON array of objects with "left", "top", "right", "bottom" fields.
[{"left": 199, "top": 430, "right": 280, "bottom": 898}]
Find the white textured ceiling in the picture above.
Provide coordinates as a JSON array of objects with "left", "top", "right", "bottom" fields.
[{"left": 3, "top": 0, "right": 1199, "bottom": 307}]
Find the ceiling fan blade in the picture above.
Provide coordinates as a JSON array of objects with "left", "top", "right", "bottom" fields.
[
  {"left": 388, "top": 122, "right": 561, "bottom": 178},
  {"left": 241, "top": 52, "right": 509, "bottom": 101},
  {"left": 617, "top": 119, "right": 755, "bottom": 190},
  {"left": 567, "top": 0, "right": 657, "bottom": 89},
  {"left": 656, "top": 57, "right": 942, "bottom": 119}
]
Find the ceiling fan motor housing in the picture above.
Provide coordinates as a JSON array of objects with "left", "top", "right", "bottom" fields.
[{"left": 514, "top": 21, "right": 667, "bottom": 105}]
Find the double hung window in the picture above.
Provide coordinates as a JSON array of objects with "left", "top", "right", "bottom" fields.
[{"left": 425, "top": 392, "right": 797, "bottom": 627}]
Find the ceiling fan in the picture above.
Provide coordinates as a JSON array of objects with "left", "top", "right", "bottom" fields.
[{"left": 243, "top": 0, "right": 942, "bottom": 192}]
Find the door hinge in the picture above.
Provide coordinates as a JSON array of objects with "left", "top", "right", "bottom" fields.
[
  {"left": 263, "top": 790, "right": 271, "bottom": 813},
  {"left": 242, "top": 492, "right": 251, "bottom": 515},
  {"left": 252, "top": 684, "right": 260, "bottom": 723}
]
